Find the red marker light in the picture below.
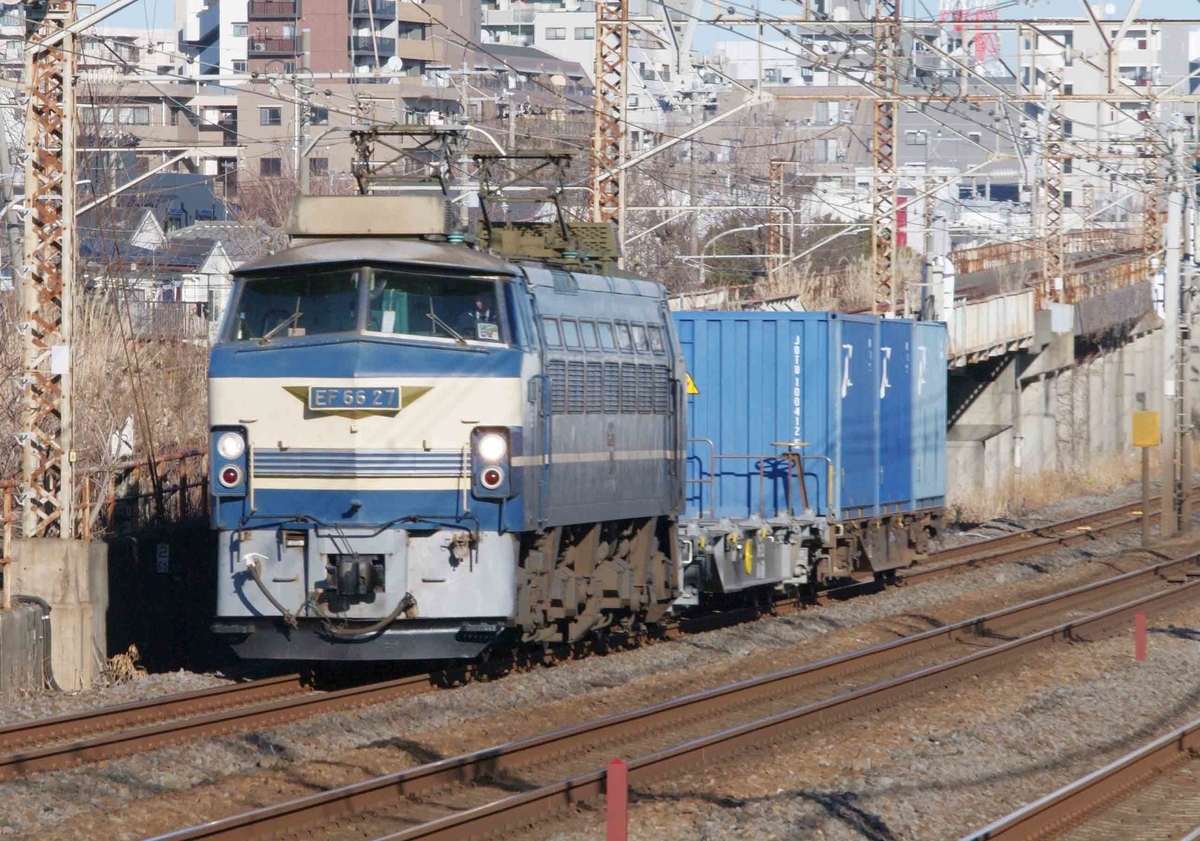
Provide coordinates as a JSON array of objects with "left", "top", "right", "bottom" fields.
[
  {"left": 481, "top": 467, "right": 503, "bottom": 489},
  {"left": 219, "top": 466, "right": 242, "bottom": 488}
]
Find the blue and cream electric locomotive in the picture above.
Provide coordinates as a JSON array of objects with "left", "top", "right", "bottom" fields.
[{"left": 208, "top": 194, "right": 686, "bottom": 660}]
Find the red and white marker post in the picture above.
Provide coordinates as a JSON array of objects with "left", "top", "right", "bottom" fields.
[
  {"left": 607, "top": 758, "right": 628, "bottom": 841},
  {"left": 1134, "top": 611, "right": 1147, "bottom": 662}
]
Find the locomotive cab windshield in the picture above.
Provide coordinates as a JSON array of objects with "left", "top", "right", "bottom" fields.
[{"left": 225, "top": 265, "right": 512, "bottom": 345}]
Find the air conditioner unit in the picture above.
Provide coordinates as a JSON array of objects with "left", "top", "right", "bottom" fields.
[{"left": 253, "top": 42, "right": 265, "bottom": 51}]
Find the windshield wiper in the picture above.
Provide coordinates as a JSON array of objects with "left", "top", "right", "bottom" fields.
[
  {"left": 426, "top": 312, "right": 468, "bottom": 346},
  {"left": 260, "top": 311, "right": 302, "bottom": 344}
]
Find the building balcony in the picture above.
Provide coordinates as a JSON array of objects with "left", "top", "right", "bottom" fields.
[
  {"left": 248, "top": 0, "right": 299, "bottom": 18},
  {"left": 481, "top": 7, "right": 537, "bottom": 25},
  {"left": 352, "top": 0, "right": 396, "bottom": 19},
  {"left": 350, "top": 35, "right": 396, "bottom": 55},
  {"left": 396, "top": 38, "right": 437, "bottom": 62},
  {"left": 248, "top": 37, "right": 301, "bottom": 55}
]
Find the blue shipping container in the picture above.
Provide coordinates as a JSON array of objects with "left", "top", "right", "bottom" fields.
[
  {"left": 912, "top": 321, "right": 948, "bottom": 509},
  {"left": 879, "top": 319, "right": 913, "bottom": 514},
  {"left": 673, "top": 311, "right": 947, "bottom": 524}
]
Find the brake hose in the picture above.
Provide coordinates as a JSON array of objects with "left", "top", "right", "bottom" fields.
[
  {"left": 245, "top": 556, "right": 415, "bottom": 638},
  {"left": 244, "top": 557, "right": 301, "bottom": 628},
  {"left": 318, "top": 592, "right": 416, "bottom": 638}
]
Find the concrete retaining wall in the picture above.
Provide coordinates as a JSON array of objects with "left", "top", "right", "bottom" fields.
[
  {"left": 0, "top": 603, "right": 45, "bottom": 699},
  {"left": 948, "top": 313, "right": 1173, "bottom": 507},
  {"left": 8, "top": 539, "right": 108, "bottom": 691}
]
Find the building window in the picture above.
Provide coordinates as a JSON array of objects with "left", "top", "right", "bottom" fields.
[
  {"left": 1063, "top": 157, "right": 1073, "bottom": 174},
  {"left": 118, "top": 106, "right": 150, "bottom": 125},
  {"left": 232, "top": 23, "right": 248, "bottom": 37},
  {"left": 283, "top": 60, "right": 296, "bottom": 73},
  {"left": 309, "top": 157, "right": 328, "bottom": 175},
  {"left": 155, "top": 65, "right": 173, "bottom": 75},
  {"left": 260, "top": 107, "right": 282, "bottom": 126},
  {"left": 310, "top": 106, "right": 329, "bottom": 125},
  {"left": 574, "top": 26, "right": 594, "bottom": 39},
  {"left": 968, "top": 131, "right": 981, "bottom": 144},
  {"left": 260, "top": 157, "right": 282, "bottom": 177},
  {"left": 905, "top": 129, "right": 927, "bottom": 146},
  {"left": 282, "top": 24, "right": 296, "bottom": 37},
  {"left": 1063, "top": 190, "right": 1073, "bottom": 208},
  {"left": 545, "top": 27, "right": 566, "bottom": 40},
  {"left": 398, "top": 22, "right": 425, "bottom": 40},
  {"left": 232, "top": 60, "right": 247, "bottom": 72}
]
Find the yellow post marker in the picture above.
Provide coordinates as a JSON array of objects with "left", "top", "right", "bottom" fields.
[{"left": 1133, "top": 411, "right": 1160, "bottom": 548}]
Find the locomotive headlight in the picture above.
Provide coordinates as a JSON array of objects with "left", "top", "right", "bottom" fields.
[
  {"left": 477, "top": 432, "right": 507, "bottom": 463},
  {"left": 216, "top": 431, "right": 246, "bottom": 460}
]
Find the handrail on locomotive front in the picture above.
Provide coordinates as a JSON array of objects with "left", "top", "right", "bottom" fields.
[{"left": 686, "top": 439, "right": 831, "bottom": 522}]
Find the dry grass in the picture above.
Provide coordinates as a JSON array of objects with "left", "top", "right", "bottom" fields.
[
  {"left": 756, "top": 248, "right": 923, "bottom": 312},
  {"left": 0, "top": 290, "right": 210, "bottom": 483},
  {"left": 949, "top": 449, "right": 1179, "bottom": 524}
]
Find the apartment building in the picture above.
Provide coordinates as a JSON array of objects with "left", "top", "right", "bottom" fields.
[
  {"left": 1014, "top": 19, "right": 1194, "bottom": 226},
  {"left": 0, "top": 11, "right": 175, "bottom": 83},
  {"left": 178, "top": 0, "right": 478, "bottom": 80}
]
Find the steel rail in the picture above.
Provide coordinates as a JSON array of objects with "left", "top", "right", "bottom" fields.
[
  {"left": 0, "top": 673, "right": 307, "bottom": 753},
  {"left": 958, "top": 717, "right": 1200, "bottom": 841},
  {"left": 147, "top": 554, "right": 1200, "bottom": 841},
  {"left": 0, "top": 494, "right": 1169, "bottom": 780},
  {"left": 359, "top": 577, "right": 1200, "bottom": 841},
  {"left": 909, "top": 501, "right": 1153, "bottom": 582},
  {"left": 0, "top": 671, "right": 434, "bottom": 780}
]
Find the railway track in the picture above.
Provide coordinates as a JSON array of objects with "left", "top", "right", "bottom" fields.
[
  {"left": 0, "top": 496, "right": 1168, "bottom": 783},
  {"left": 0, "top": 671, "right": 435, "bottom": 780},
  {"left": 148, "top": 552, "right": 1200, "bottom": 841},
  {"left": 960, "top": 716, "right": 1200, "bottom": 841},
  {"left": 905, "top": 498, "right": 1153, "bottom": 584}
]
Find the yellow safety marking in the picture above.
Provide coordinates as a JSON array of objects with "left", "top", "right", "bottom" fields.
[
  {"left": 1132, "top": 510, "right": 1143, "bottom": 516},
  {"left": 744, "top": 538, "right": 754, "bottom": 575},
  {"left": 1075, "top": 526, "right": 1092, "bottom": 531},
  {"left": 686, "top": 373, "right": 700, "bottom": 395}
]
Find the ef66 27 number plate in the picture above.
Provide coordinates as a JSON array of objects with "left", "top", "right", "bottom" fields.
[{"left": 309, "top": 387, "right": 400, "bottom": 411}]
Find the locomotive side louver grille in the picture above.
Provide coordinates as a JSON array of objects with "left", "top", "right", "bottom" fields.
[
  {"left": 637, "top": 365, "right": 654, "bottom": 414},
  {"left": 567, "top": 361, "right": 585, "bottom": 414},
  {"left": 620, "top": 364, "right": 637, "bottom": 414},
  {"left": 604, "top": 362, "right": 621, "bottom": 412},
  {"left": 585, "top": 363, "right": 603, "bottom": 413},
  {"left": 547, "top": 360, "right": 567, "bottom": 414},
  {"left": 653, "top": 366, "right": 671, "bottom": 413}
]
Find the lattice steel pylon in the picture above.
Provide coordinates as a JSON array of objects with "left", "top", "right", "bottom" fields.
[
  {"left": 591, "top": 0, "right": 628, "bottom": 248},
  {"left": 20, "top": 0, "right": 77, "bottom": 538},
  {"left": 870, "top": 0, "right": 900, "bottom": 314},
  {"left": 1141, "top": 114, "right": 1163, "bottom": 263},
  {"left": 1041, "top": 69, "right": 1065, "bottom": 304},
  {"left": 767, "top": 158, "right": 784, "bottom": 283}
]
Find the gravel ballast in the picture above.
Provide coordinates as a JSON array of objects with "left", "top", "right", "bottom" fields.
[{"left": 0, "top": 477, "right": 1193, "bottom": 841}]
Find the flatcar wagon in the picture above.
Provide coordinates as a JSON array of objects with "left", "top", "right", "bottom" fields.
[{"left": 671, "top": 311, "right": 948, "bottom": 607}]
